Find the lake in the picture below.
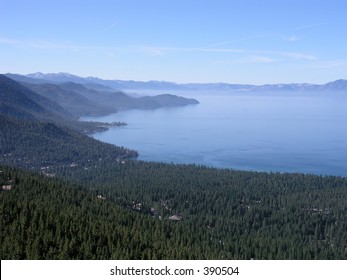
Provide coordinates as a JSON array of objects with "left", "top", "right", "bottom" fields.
[{"left": 82, "top": 91, "right": 347, "bottom": 176}]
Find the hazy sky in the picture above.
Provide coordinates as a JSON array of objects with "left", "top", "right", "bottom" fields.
[{"left": 1, "top": 0, "right": 347, "bottom": 84}]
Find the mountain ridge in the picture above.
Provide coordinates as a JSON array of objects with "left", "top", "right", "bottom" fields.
[
  {"left": 0, "top": 75, "right": 73, "bottom": 121},
  {"left": 8, "top": 72, "right": 347, "bottom": 92},
  {"left": 4, "top": 74, "right": 199, "bottom": 116}
]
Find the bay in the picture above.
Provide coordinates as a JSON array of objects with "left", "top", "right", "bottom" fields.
[{"left": 82, "top": 92, "right": 347, "bottom": 176}]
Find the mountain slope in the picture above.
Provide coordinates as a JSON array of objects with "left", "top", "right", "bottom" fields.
[
  {"left": 26, "top": 72, "right": 88, "bottom": 84},
  {"left": 23, "top": 82, "right": 116, "bottom": 116},
  {"left": 321, "top": 79, "right": 347, "bottom": 91},
  {"left": 0, "top": 75, "right": 138, "bottom": 169},
  {"left": 0, "top": 75, "right": 73, "bottom": 121},
  {"left": 59, "top": 82, "right": 199, "bottom": 109},
  {"left": 139, "top": 94, "right": 199, "bottom": 107},
  {"left": 1, "top": 160, "right": 347, "bottom": 260},
  {"left": 0, "top": 115, "right": 137, "bottom": 169}
]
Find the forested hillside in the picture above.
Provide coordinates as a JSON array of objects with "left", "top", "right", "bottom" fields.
[
  {"left": 0, "top": 75, "right": 124, "bottom": 134},
  {"left": 23, "top": 82, "right": 117, "bottom": 117},
  {"left": 0, "top": 75, "right": 73, "bottom": 121},
  {"left": 0, "top": 115, "right": 137, "bottom": 170},
  {"left": 1, "top": 163, "right": 347, "bottom": 259}
]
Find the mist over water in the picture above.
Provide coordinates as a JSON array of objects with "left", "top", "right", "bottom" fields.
[{"left": 82, "top": 91, "right": 347, "bottom": 176}]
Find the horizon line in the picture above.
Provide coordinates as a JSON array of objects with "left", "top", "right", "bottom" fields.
[{"left": 3, "top": 71, "right": 346, "bottom": 87}]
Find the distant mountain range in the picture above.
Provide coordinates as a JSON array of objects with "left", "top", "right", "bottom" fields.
[
  {"left": 3, "top": 73, "right": 199, "bottom": 118},
  {"left": 5, "top": 72, "right": 347, "bottom": 92}
]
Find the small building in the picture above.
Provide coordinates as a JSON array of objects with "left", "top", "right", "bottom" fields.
[
  {"left": 169, "top": 214, "right": 182, "bottom": 221},
  {"left": 2, "top": 185, "right": 13, "bottom": 191}
]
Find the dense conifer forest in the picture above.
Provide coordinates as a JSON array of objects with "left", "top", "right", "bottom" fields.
[
  {"left": 0, "top": 115, "right": 137, "bottom": 170},
  {"left": 1, "top": 162, "right": 347, "bottom": 259},
  {"left": 1, "top": 75, "right": 347, "bottom": 259}
]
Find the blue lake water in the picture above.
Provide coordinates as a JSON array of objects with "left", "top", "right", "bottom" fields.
[{"left": 82, "top": 92, "right": 347, "bottom": 176}]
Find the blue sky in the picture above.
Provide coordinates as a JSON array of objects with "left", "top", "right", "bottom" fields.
[{"left": 1, "top": 0, "right": 347, "bottom": 84}]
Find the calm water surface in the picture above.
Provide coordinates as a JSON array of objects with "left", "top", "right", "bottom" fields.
[{"left": 82, "top": 92, "right": 347, "bottom": 176}]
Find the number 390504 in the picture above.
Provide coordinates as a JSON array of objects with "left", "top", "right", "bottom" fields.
[{"left": 203, "top": 267, "right": 239, "bottom": 276}]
